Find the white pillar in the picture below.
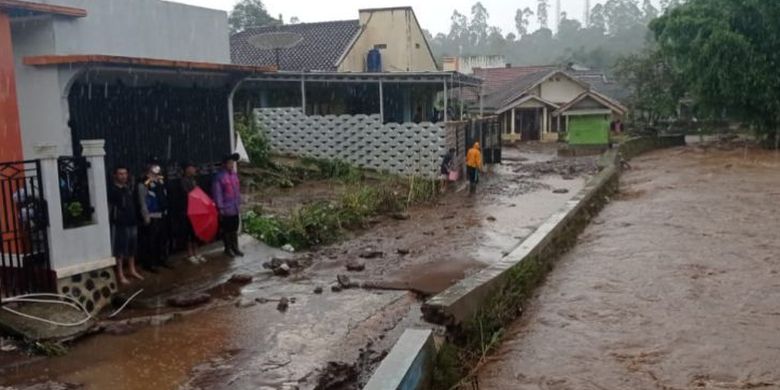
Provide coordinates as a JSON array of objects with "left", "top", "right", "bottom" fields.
[
  {"left": 34, "top": 144, "right": 65, "bottom": 270},
  {"left": 300, "top": 75, "right": 306, "bottom": 114},
  {"left": 80, "top": 140, "right": 111, "bottom": 253},
  {"left": 511, "top": 108, "right": 516, "bottom": 135},
  {"left": 542, "top": 106, "right": 548, "bottom": 137}
]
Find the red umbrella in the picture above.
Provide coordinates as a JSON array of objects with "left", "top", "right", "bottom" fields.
[{"left": 187, "top": 187, "right": 218, "bottom": 242}]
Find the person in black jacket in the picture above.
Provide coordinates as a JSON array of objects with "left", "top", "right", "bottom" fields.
[
  {"left": 108, "top": 166, "right": 143, "bottom": 284},
  {"left": 137, "top": 160, "right": 170, "bottom": 272}
]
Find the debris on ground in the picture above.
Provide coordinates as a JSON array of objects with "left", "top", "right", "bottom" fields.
[
  {"left": 359, "top": 249, "right": 384, "bottom": 259},
  {"left": 553, "top": 188, "right": 570, "bottom": 194},
  {"left": 486, "top": 216, "right": 496, "bottom": 222},
  {"left": 276, "top": 297, "right": 289, "bottom": 312},
  {"left": 396, "top": 248, "right": 410, "bottom": 255},
  {"left": 228, "top": 274, "right": 254, "bottom": 284},
  {"left": 330, "top": 285, "right": 342, "bottom": 293},
  {"left": 337, "top": 275, "right": 357, "bottom": 289},
  {"left": 236, "top": 297, "right": 257, "bottom": 308},
  {"left": 102, "top": 322, "right": 137, "bottom": 336},
  {"left": 281, "top": 244, "right": 295, "bottom": 253},
  {"left": 313, "top": 286, "right": 324, "bottom": 294},
  {"left": 167, "top": 293, "right": 211, "bottom": 308},
  {"left": 391, "top": 212, "right": 410, "bottom": 220},
  {"left": 263, "top": 257, "right": 303, "bottom": 276},
  {"left": 346, "top": 259, "right": 366, "bottom": 272},
  {"left": 511, "top": 156, "right": 598, "bottom": 179}
]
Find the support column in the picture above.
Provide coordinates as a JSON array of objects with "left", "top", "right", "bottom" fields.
[
  {"left": 443, "top": 80, "right": 448, "bottom": 122},
  {"left": 510, "top": 108, "right": 516, "bottom": 135},
  {"left": 34, "top": 144, "right": 65, "bottom": 269},
  {"left": 379, "top": 79, "right": 384, "bottom": 122},
  {"left": 300, "top": 75, "right": 306, "bottom": 114},
  {"left": 542, "top": 106, "right": 548, "bottom": 137}
]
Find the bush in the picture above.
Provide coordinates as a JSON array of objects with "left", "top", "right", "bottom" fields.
[
  {"left": 301, "top": 157, "right": 362, "bottom": 182},
  {"left": 234, "top": 112, "right": 270, "bottom": 167}
]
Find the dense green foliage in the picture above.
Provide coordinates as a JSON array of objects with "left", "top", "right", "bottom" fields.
[
  {"left": 228, "top": 0, "right": 279, "bottom": 33},
  {"left": 650, "top": 0, "right": 780, "bottom": 143},
  {"left": 614, "top": 47, "right": 684, "bottom": 124},
  {"left": 234, "top": 112, "right": 271, "bottom": 167}
]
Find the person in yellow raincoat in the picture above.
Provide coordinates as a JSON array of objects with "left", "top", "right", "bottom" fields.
[{"left": 466, "top": 142, "right": 483, "bottom": 194}]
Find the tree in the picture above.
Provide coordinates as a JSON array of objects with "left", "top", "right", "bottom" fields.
[
  {"left": 537, "top": 0, "right": 549, "bottom": 29},
  {"left": 289, "top": 16, "right": 300, "bottom": 24},
  {"left": 615, "top": 48, "right": 682, "bottom": 124},
  {"left": 469, "top": 2, "right": 490, "bottom": 47},
  {"left": 229, "top": 0, "right": 277, "bottom": 33},
  {"left": 515, "top": 7, "right": 535, "bottom": 37},
  {"left": 651, "top": 0, "right": 780, "bottom": 144}
]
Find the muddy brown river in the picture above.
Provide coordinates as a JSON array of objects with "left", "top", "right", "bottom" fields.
[{"left": 478, "top": 144, "right": 780, "bottom": 389}]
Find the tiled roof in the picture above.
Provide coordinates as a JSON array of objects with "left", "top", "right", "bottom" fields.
[
  {"left": 473, "top": 65, "right": 557, "bottom": 95},
  {"left": 231, "top": 20, "right": 361, "bottom": 71},
  {"left": 483, "top": 69, "right": 556, "bottom": 110}
]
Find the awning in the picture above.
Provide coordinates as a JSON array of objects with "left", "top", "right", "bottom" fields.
[
  {"left": 0, "top": 0, "right": 86, "bottom": 18},
  {"left": 23, "top": 54, "right": 276, "bottom": 75},
  {"left": 244, "top": 70, "right": 482, "bottom": 87}
]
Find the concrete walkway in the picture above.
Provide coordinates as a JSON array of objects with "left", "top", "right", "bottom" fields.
[{"left": 478, "top": 145, "right": 780, "bottom": 389}]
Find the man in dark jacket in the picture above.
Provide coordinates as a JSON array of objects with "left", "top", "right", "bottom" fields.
[
  {"left": 137, "top": 160, "right": 170, "bottom": 272},
  {"left": 108, "top": 166, "right": 143, "bottom": 284}
]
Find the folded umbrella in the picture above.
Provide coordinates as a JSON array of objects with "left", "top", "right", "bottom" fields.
[{"left": 187, "top": 187, "right": 218, "bottom": 242}]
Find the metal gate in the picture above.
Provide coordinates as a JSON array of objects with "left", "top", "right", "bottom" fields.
[
  {"left": 0, "top": 160, "right": 53, "bottom": 300},
  {"left": 465, "top": 116, "right": 502, "bottom": 164}
]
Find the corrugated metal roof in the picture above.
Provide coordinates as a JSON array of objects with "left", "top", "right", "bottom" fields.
[{"left": 230, "top": 20, "right": 361, "bottom": 72}]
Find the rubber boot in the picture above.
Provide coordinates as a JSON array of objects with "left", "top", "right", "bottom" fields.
[
  {"left": 223, "top": 233, "right": 235, "bottom": 257},
  {"left": 231, "top": 232, "right": 244, "bottom": 257}
]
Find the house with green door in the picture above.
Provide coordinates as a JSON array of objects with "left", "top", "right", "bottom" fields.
[{"left": 479, "top": 67, "right": 628, "bottom": 145}]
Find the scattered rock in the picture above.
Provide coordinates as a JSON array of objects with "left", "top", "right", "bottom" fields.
[
  {"left": 277, "top": 297, "right": 289, "bottom": 312},
  {"left": 346, "top": 259, "right": 366, "bottom": 272},
  {"left": 313, "top": 286, "right": 324, "bottom": 294},
  {"left": 331, "top": 285, "right": 342, "bottom": 293},
  {"left": 396, "top": 248, "right": 410, "bottom": 255},
  {"left": 391, "top": 212, "right": 410, "bottom": 220},
  {"left": 359, "top": 249, "right": 384, "bottom": 259},
  {"left": 395, "top": 235, "right": 403, "bottom": 240},
  {"left": 508, "top": 203, "right": 517, "bottom": 207},
  {"left": 274, "top": 263, "right": 292, "bottom": 277},
  {"left": 552, "top": 188, "right": 570, "bottom": 194},
  {"left": 486, "top": 216, "right": 496, "bottom": 222},
  {"left": 285, "top": 258, "right": 301, "bottom": 268},
  {"left": 228, "top": 274, "right": 253, "bottom": 285},
  {"left": 255, "top": 297, "right": 270, "bottom": 304},
  {"left": 236, "top": 297, "right": 257, "bottom": 308},
  {"left": 337, "top": 274, "right": 353, "bottom": 288},
  {"left": 422, "top": 231, "right": 435, "bottom": 236},
  {"left": 281, "top": 244, "right": 295, "bottom": 253},
  {"left": 167, "top": 293, "right": 211, "bottom": 308}
]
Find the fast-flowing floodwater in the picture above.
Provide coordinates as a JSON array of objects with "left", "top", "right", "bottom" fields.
[{"left": 478, "top": 144, "right": 780, "bottom": 389}]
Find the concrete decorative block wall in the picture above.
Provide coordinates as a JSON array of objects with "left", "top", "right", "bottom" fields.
[{"left": 256, "top": 108, "right": 447, "bottom": 177}]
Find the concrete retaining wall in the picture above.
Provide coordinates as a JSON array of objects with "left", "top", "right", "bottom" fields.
[
  {"left": 363, "top": 329, "right": 436, "bottom": 390},
  {"left": 256, "top": 108, "right": 447, "bottom": 178}
]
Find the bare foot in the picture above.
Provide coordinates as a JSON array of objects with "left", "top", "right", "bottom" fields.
[
  {"left": 130, "top": 272, "right": 144, "bottom": 281},
  {"left": 119, "top": 277, "right": 131, "bottom": 285}
]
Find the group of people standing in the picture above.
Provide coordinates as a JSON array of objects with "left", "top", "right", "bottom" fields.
[
  {"left": 108, "top": 153, "right": 243, "bottom": 285},
  {"left": 439, "top": 142, "right": 484, "bottom": 194}
]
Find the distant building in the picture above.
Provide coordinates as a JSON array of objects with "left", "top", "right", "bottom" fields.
[
  {"left": 231, "top": 7, "right": 437, "bottom": 72},
  {"left": 442, "top": 55, "right": 506, "bottom": 75}
]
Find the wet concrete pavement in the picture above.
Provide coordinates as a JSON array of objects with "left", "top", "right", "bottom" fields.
[
  {"left": 0, "top": 144, "right": 595, "bottom": 390},
  {"left": 478, "top": 144, "right": 780, "bottom": 389}
]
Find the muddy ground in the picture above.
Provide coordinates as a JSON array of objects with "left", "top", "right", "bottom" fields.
[
  {"left": 0, "top": 143, "right": 597, "bottom": 390},
  {"left": 478, "top": 142, "right": 780, "bottom": 389}
]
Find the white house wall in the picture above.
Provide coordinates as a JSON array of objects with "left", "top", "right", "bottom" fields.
[
  {"left": 46, "top": 0, "right": 230, "bottom": 62},
  {"left": 539, "top": 77, "right": 586, "bottom": 104},
  {"left": 257, "top": 108, "right": 445, "bottom": 177},
  {"left": 339, "top": 8, "right": 437, "bottom": 72}
]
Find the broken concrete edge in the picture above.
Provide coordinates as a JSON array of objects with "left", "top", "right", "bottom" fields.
[
  {"left": 363, "top": 328, "right": 435, "bottom": 390},
  {"left": 420, "top": 135, "right": 686, "bottom": 333}
]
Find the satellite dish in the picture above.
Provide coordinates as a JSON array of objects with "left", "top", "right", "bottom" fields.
[
  {"left": 248, "top": 32, "right": 303, "bottom": 50},
  {"left": 248, "top": 32, "right": 303, "bottom": 69}
]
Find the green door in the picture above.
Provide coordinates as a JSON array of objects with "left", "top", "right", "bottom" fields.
[{"left": 568, "top": 115, "right": 609, "bottom": 145}]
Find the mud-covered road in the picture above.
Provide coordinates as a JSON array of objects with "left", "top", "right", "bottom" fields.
[
  {"left": 0, "top": 145, "right": 596, "bottom": 390},
  {"left": 478, "top": 144, "right": 780, "bottom": 389}
]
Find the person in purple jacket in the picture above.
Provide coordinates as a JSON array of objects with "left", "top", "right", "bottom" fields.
[{"left": 212, "top": 153, "right": 244, "bottom": 257}]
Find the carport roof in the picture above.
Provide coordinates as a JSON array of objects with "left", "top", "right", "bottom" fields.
[
  {"left": 0, "top": 0, "right": 86, "bottom": 18},
  {"left": 23, "top": 54, "right": 276, "bottom": 74}
]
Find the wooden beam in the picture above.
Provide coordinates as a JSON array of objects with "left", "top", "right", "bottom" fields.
[{"left": 0, "top": 0, "right": 86, "bottom": 17}]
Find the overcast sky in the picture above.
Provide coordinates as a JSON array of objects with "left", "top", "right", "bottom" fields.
[{"left": 172, "top": 0, "right": 658, "bottom": 35}]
